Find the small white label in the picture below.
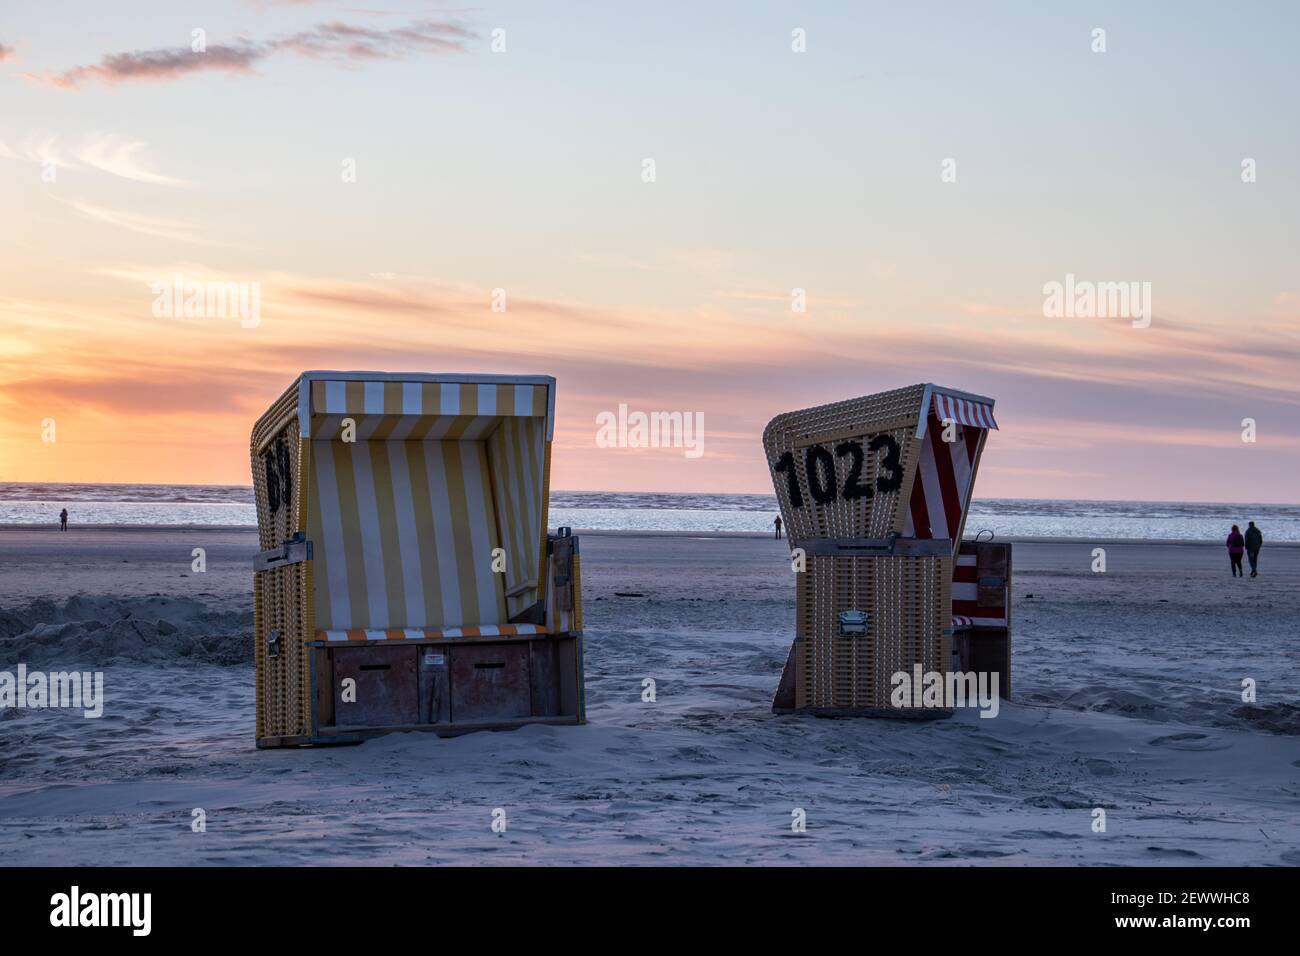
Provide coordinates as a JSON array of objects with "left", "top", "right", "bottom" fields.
[{"left": 423, "top": 653, "right": 446, "bottom": 666}]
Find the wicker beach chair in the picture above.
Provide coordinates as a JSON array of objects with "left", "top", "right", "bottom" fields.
[
  {"left": 250, "top": 372, "right": 584, "bottom": 747},
  {"left": 764, "top": 384, "right": 1008, "bottom": 716}
]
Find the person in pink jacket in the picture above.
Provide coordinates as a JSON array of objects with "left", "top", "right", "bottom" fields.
[{"left": 1226, "top": 525, "right": 1245, "bottom": 577}]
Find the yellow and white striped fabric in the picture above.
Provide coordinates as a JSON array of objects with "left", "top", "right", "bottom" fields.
[
  {"left": 308, "top": 439, "right": 509, "bottom": 631},
  {"left": 308, "top": 379, "right": 548, "bottom": 441},
  {"left": 302, "top": 374, "right": 553, "bottom": 633},
  {"left": 488, "top": 417, "right": 547, "bottom": 619},
  {"left": 317, "top": 623, "right": 549, "bottom": 642}
]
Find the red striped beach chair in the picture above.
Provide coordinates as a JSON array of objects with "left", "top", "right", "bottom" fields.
[
  {"left": 250, "top": 372, "right": 584, "bottom": 747},
  {"left": 765, "top": 384, "right": 1009, "bottom": 716}
]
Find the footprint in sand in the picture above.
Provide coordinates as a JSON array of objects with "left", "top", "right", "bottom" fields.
[
  {"left": 1147, "top": 732, "right": 1230, "bottom": 752},
  {"left": 1146, "top": 846, "right": 1201, "bottom": 858}
]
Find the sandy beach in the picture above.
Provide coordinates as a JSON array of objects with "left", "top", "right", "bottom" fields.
[{"left": 1, "top": 526, "right": 1297, "bottom": 866}]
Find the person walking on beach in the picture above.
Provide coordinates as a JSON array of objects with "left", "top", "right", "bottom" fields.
[
  {"left": 773, "top": 515, "right": 783, "bottom": 540},
  {"left": 59, "top": 508, "right": 68, "bottom": 532},
  {"left": 1245, "top": 520, "right": 1263, "bottom": 577},
  {"left": 1226, "top": 524, "right": 1245, "bottom": 577}
]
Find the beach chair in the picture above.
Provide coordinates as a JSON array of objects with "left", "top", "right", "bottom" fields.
[
  {"left": 250, "top": 372, "right": 584, "bottom": 747},
  {"left": 764, "top": 384, "right": 1009, "bottom": 716}
]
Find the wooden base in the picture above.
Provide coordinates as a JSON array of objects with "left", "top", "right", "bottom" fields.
[
  {"left": 256, "top": 734, "right": 365, "bottom": 749},
  {"left": 257, "top": 714, "right": 584, "bottom": 748},
  {"left": 952, "top": 627, "right": 1012, "bottom": 699},
  {"left": 320, "top": 715, "right": 582, "bottom": 739},
  {"left": 774, "top": 706, "right": 953, "bottom": 720}
]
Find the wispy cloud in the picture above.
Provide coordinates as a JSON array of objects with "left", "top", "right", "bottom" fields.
[
  {"left": 0, "top": 131, "right": 188, "bottom": 186},
  {"left": 72, "top": 132, "right": 191, "bottom": 187},
  {"left": 275, "top": 19, "right": 473, "bottom": 60},
  {"left": 62, "top": 201, "right": 216, "bottom": 245},
  {"left": 29, "top": 18, "right": 474, "bottom": 89},
  {"left": 0, "top": 132, "right": 72, "bottom": 169},
  {"left": 40, "top": 44, "right": 263, "bottom": 89},
  {"left": 0, "top": 43, "right": 15, "bottom": 62}
]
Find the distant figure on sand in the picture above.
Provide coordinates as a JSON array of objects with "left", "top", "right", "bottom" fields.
[
  {"left": 1226, "top": 524, "right": 1244, "bottom": 577},
  {"left": 59, "top": 508, "right": 68, "bottom": 532},
  {"left": 1245, "top": 521, "right": 1263, "bottom": 577},
  {"left": 773, "top": 515, "right": 782, "bottom": 540}
]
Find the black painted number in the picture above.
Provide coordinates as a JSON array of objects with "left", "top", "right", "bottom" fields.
[
  {"left": 774, "top": 434, "right": 904, "bottom": 509},
  {"left": 869, "top": 434, "right": 903, "bottom": 493},
  {"left": 774, "top": 451, "right": 803, "bottom": 508},
  {"left": 804, "top": 446, "right": 837, "bottom": 504},
  {"left": 835, "top": 441, "right": 872, "bottom": 500}
]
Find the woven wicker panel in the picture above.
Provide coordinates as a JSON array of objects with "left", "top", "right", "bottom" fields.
[
  {"left": 795, "top": 554, "right": 951, "bottom": 709},
  {"left": 255, "top": 560, "right": 311, "bottom": 738},
  {"left": 763, "top": 384, "right": 927, "bottom": 541},
  {"left": 251, "top": 407, "right": 303, "bottom": 553},
  {"left": 252, "top": 379, "right": 299, "bottom": 446},
  {"left": 251, "top": 383, "right": 312, "bottom": 741},
  {"left": 253, "top": 573, "right": 265, "bottom": 740}
]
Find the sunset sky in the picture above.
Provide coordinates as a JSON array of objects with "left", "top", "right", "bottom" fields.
[{"left": 2, "top": 2, "right": 1298, "bottom": 501}]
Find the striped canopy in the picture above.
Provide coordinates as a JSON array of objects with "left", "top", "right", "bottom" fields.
[
  {"left": 303, "top": 372, "right": 553, "bottom": 442},
  {"left": 290, "top": 372, "right": 554, "bottom": 634},
  {"left": 930, "top": 391, "right": 998, "bottom": 431},
  {"left": 904, "top": 387, "right": 998, "bottom": 545}
]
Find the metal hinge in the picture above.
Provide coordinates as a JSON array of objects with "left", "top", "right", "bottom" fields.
[
  {"left": 254, "top": 533, "right": 312, "bottom": 572},
  {"left": 839, "top": 610, "right": 869, "bottom": 636}
]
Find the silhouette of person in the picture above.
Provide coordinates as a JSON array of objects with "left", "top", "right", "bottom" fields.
[
  {"left": 1226, "top": 524, "right": 1244, "bottom": 577},
  {"left": 60, "top": 508, "right": 68, "bottom": 532},
  {"left": 1244, "top": 521, "right": 1263, "bottom": 577},
  {"left": 774, "top": 515, "right": 783, "bottom": 540}
]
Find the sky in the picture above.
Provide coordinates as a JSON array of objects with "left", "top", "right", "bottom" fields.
[{"left": 2, "top": 1, "right": 1298, "bottom": 501}]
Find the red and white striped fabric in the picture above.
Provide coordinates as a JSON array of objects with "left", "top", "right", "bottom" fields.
[
  {"left": 931, "top": 392, "right": 998, "bottom": 430},
  {"left": 950, "top": 553, "right": 1007, "bottom": 627},
  {"left": 951, "top": 614, "right": 1007, "bottom": 628},
  {"left": 902, "top": 392, "right": 997, "bottom": 544}
]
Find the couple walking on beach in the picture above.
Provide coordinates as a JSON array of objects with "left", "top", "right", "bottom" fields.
[{"left": 1226, "top": 521, "right": 1263, "bottom": 577}]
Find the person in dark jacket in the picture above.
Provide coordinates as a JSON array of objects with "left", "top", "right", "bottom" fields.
[
  {"left": 59, "top": 508, "right": 68, "bottom": 532},
  {"left": 1244, "top": 521, "right": 1263, "bottom": 577},
  {"left": 773, "top": 515, "right": 783, "bottom": 540},
  {"left": 1226, "top": 525, "right": 1245, "bottom": 577}
]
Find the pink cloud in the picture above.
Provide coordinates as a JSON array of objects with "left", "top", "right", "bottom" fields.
[{"left": 29, "top": 19, "right": 473, "bottom": 89}]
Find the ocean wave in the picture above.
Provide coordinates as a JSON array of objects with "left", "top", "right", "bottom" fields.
[{"left": 2, "top": 483, "right": 1298, "bottom": 540}]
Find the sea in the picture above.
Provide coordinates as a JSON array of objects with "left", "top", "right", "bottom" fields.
[{"left": 1, "top": 483, "right": 1297, "bottom": 542}]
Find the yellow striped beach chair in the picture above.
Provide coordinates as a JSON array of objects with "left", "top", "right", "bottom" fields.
[{"left": 251, "top": 371, "right": 584, "bottom": 747}]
